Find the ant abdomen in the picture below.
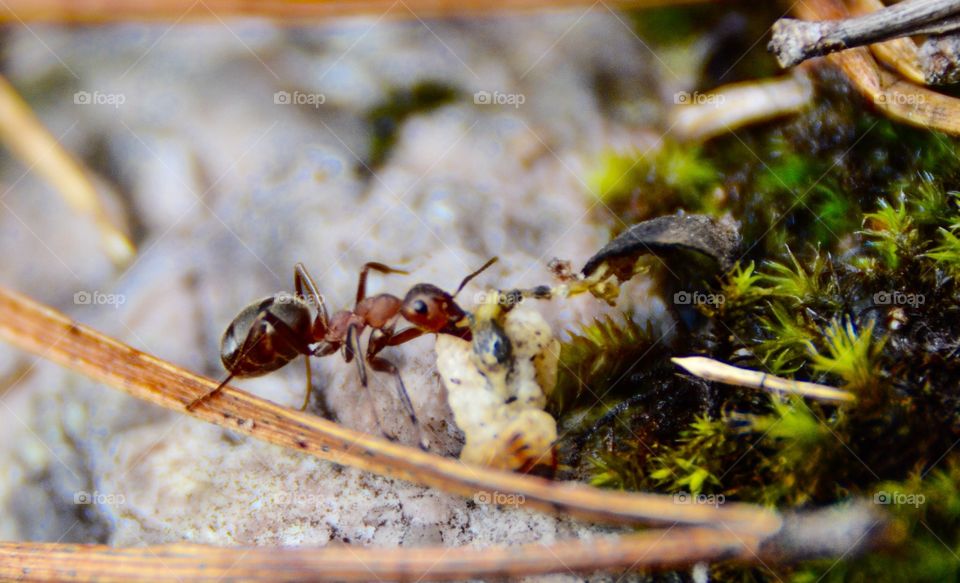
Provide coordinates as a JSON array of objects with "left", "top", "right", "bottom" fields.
[{"left": 220, "top": 296, "right": 313, "bottom": 377}]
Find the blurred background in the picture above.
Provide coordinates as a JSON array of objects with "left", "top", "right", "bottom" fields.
[{"left": 0, "top": 3, "right": 700, "bottom": 549}]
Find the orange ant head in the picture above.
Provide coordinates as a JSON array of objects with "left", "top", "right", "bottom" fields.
[{"left": 401, "top": 284, "right": 469, "bottom": 337}]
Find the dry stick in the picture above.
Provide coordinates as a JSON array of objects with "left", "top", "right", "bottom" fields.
[
  {"left": 0, "top": 0, "right": 710, "bottom": 22},
  {"left": 0, "top": 76, "right": 134, "bottom": 266},
  {"left": 0, "top": 284, "right": 780, "bottom": 533},
  {"left": 769, "top": 0, "right": 960, "bottom": 67},
  {"left": 770, "top": 0, "right": 960, "bottom": 85},
  {"left": 848, "top": 0, "right": 927, "bottom": 84},
  {"left": 0, "top": 501, "right": 887, "bottom": 582},
  {"left": 672, "top": 357, "right": 856, "bottom": 403},
  {"left": 794, "top": 0, "right": 960, "bottom": 135}
]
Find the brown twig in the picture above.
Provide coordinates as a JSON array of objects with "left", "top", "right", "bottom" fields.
[
  {"left": 790, "top": 0, "right": 960, "bottom": 135},
  {"left": 769, "top": 0, "right": 960, "bottom": 68}
]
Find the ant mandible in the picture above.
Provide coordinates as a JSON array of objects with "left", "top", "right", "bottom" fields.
[{"left": 186, "top": 257, "right": 498, "bottom": 449}]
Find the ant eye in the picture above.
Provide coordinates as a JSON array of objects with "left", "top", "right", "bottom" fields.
[{"left": 413, "top": 299, "right": 428, "bottom": 315}]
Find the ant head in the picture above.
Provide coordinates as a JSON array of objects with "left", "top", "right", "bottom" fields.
[
  {"left": 400, "top": 257, "right": 498, "bottom": 337},
  {"left": 401, "top": 284, "right": 468, "bottom": 335}
]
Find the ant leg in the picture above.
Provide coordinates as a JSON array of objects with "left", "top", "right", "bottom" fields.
[
  {"left": 303, "top": 342, "right": 339, "bottom": 416},
  {"left": 295, "top": 263, "right": 329, "bottom": 331},
  {"left": 345, "top": 324, "right": 367, "bottom": 386},
  {"left": 383, "top": 326, "right": 424, "bottom": 347},
  {"left": 356, "top": 262, "right": 409, "bottom": 306},
  {"left": 366, "top": 327, "right": 427, "bottom": 447},
  {"left": 187, "top": 373, "right": 235, "bottom": 411},
  {"left": 366, "top": 354, "right": 428, "bottom": 451},
  {"left": 300, "top": 355, "right": 313, "bottom": 411},
  {"left": 346, "top": 324, "right": 394, "bottom": 441}
]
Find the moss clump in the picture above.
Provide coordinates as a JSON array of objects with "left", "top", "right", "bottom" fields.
[
  {"left": 556, "top": 66, "right": 960, "bottom": 581},
  {"left": 588, "top": 143, "right": 722, "bottom": 218}
]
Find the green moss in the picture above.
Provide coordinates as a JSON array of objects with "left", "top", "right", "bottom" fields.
[
  {"left": 927, "top": 227, "right": 960, "bottom": 276},
  {"left": 808, "top": 319, "right": 886, "bottom": 397},
  {"left": 588, "top": 143, "right": 721, "bottom": 218},
  {"left": 861, "top": 197, "right": 917, "bottom": 270},
  {"left": 644, "top": 415, "right": 728, "bottom": 495},
  {"left": 551, "top": 315, "right": 664, "bottom": 416},
  {"left": 561, "top": 60, "right": 960, "bottom": 582}
]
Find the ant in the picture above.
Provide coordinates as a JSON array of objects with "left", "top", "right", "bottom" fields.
[{"left": 186, "top": 257, "right": 498, "bottom": 449}]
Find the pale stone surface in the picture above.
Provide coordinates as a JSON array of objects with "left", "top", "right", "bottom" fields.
[{"left": 0, "top": 10, "right": 667, "bottom": 573}]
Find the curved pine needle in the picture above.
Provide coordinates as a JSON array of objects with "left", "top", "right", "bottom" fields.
[
  {"left": 796, "top": 0, "right": 960, "bottom": 135},
  {"left": 0, "top": 529, "right": 754, "bottom": 581},
  {"left": 670, "top": 72, "right": 814, "bottom": 142},
  {"left": 0, "top": 75, "right": 134, "bottom": 266},
  {"left": 0, "top": 502, "right": 886, "bottom": 580},
  {"left": 0, "top": 0, "right": 712, "bottom": 22},
  {"left": 869, "top": 38, "right": 926, "bottom": 85},
  {"left": 0, "top": 284, "right": 782, "bottom": 534},
  {"left": 848, "top": 0, "right": 926, "bottom": 84}
]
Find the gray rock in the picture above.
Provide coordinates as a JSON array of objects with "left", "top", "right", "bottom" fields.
[{"left": 0, "top": 11, "right": 670, "bottom": 574}]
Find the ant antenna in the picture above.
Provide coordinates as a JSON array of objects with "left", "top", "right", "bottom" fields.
[{"left": 453, "top": 257, "right": 498, "bottom": 298}]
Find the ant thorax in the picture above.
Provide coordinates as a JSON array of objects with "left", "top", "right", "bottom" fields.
[
  {"left": 325, "top": 309, "right": 366, "bottom": 340},
  {"left": 354, "top": 294, "right": 403, "bottom": 329},
  {"left": 434, "top": 300, "right": 559, "bottom": 470}
]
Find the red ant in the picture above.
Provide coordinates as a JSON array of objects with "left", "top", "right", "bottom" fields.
[{"left": 186, "top": 257, "right": 498, "bottom": 449}]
